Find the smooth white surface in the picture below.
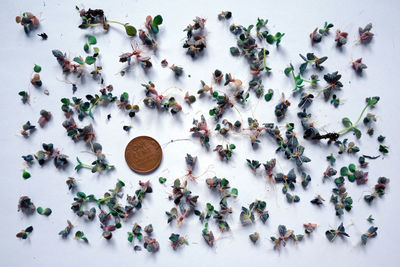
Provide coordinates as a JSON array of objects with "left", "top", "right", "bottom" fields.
[{"left": 1, "top": 0, "right": 400, "bottom": 266}]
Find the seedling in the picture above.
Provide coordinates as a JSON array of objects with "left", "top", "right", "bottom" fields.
[{"left": 76, "top": 7, "right": 137, "bottom": 36}]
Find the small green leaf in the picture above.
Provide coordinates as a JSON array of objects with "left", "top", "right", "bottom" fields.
[
  {"left": 151, "top": 24, "right": 159, "bottom": 34},
  {"left": 229, "top": 144, "right": 236, "bottom": 150},
  {"left": 77, "top": 192, "right": 86, "bottom": 199},
  {"left": 159, "top": 177, "right": 167, "bottom": 184},
  {"left": 87, "top": 35, "right": 97, "bottom": 45},
  {"left": 93, "top": 47, "right": 100, "bottom": 53},
  {"left": 22, "top": 170, "right": 31, "bottom": 179},
  {"left": 353, "top": 128, "right": 361, "bottom": 139},
  {"left": 73, "top": 57, "right": 84, "bottom": 65},
  {"left": 231, "top": 188, "right": 238, "bottom": 197},
  {"left": 83, "top": 43, "right": 89, "bottom": 52},
  {"left": 342, "top": 117, "right": 353, "bottom": 127},
  {"left": 85, "top": 56, "right": 96, "bottom": 65},
  {"left": 125, "top": 25, "right": 137, "bottom": 36},
  {"left": 153, "top": 15, "right": 163, "bottom": 26},
  {"left": 340, "top": 167, "right": 349, "bottom": 176},
  {"left": 33, "top": 64, "right": 41, "bottom": 73},
  {"left": 266, "top": 35, "right": 275, "bottom": 44}
]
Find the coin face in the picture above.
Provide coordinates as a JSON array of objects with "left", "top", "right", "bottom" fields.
[{"left": 125, "top": 136, "right": 162, "bottom": 173}]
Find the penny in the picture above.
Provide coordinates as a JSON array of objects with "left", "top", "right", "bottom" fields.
[{"left": 125, "top": 136, "right": 162, "bottom": 173}]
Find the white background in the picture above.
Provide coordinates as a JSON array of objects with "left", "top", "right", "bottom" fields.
[{"left": 1, "top": 0, "right": 400, "bottom": 266}]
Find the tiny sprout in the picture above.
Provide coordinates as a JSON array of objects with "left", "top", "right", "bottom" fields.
[
  {"left": 161, "top": 59, "right": 168, "bottom": 67},
  {"left": 359, "top": 23, "right": 374, "bottom": 43},
  {"left": 214, "top": 144, "right": 235, "bottom": 160},
  {"left": 326, "top": 153, "right": 336, "bottom": 164},
  {"left": 202, "top": 222, "right": 214, "bottom": 247},
  {"left": 22, "top": 170, "right": 31, "bottom": 179},
  {"left": 243, "top": 200, "right": 269, "bottom": 224},
  {"left": 144, "top": 224, "right": 153, "bottom": 234},
  {"left": 123, "top": 125, "right": 132, "bottom": 132},
  {"left": 264, "top": 89, "right": 274, "bottom": 101},
  {"left": 16, "top": 12, "right": 39, "bottom": 33},
  {"left": 263, "top": 158, "right": 276, "bottom": 179},
  {"left": 364, "top": 177, "right": 390, "bottom": 203},
  {"left": 286, "top": 193, "right": 300, "bottom": 203},
  {"left": 271, "top": 225, "right": 304, "bottom": 249},
  {"left": 298, "top": 93, "right": 314, "bottom": 109},
  {"left": 310, "top": 195, "right": 325, "bottom": 205},
  {"left": 337, "top": 97, "right": 379, "bottom": 138},
  {"left": 319, "top": 22, "right": 334, "bottom": 35},
  {"left": 310, "top": 28, "right": 322, "bottom": 44},
  {"left": 377, "top": 135, "right": 385, "bottom": 143},
  {"left": 209, "top": 93, "right": 233, "bottom": 120},
  {"left": 76, "top": 7, "right": 137, "bottom": 37},
  {"left": 38, "top": 33, "right": 48, "bottom": 40},
  {"left": 190, "top": 115, "right": 210, "bottom": 148},
  {"left": 183, "top": 17, "right": 207, "bottom": 57},
  {"left": 18, "top": 196, "right": 36, "bottom": 214},
  {"left": 213, "top": 69, "right": 223, "bottom": 83},
  {"left": 169, "top": 233, "right": 189, "bottom": 249},
  {"left": 335, "top": 30, "right": 348, "bottom": 46},
  {"left": 275, "top": 169, "right": 296, "bottom": 194},
  {"left": 21, "top": 121, "right": 35, "bottom": 137},
  {"left": 198, "top": 80, "right": 213, "bottom": 96},
  {"left": 323, "top": 166, "right": 337, "bottom": 180},
  {"left": 266, "top": 32, "right": 285, "bottom": 46},
  {"left": 31, "top": 73, "right": 42, "bottom": 87},
  {"left": 184, "top": 92, "right": 196, "bottom": 104},
  {"left": 330, "top": 94, "right": 340, "bottom": 107},
  {"left": 184, "top": 154, "right": 197, "bottom": 180},
  {"left": 379, "top": 144, "right": 389, "bottom": 154},
  {"left": 16, "top": 226, "right": 33, "bottom": 239},
  {"left": 22, "top": 154, "right": 34, "bottom": 165},
  {"left": 19, "top": 91, "right": 29, "bottom": 104},
  {"left": 159, "top": 177, "right": 167, "bottom": 184},
  {"left": 75, "top": 143, "right": 114, "bottom": 173},
  {"left": 128, "top": 223, "right": 143, "bottom": 242},
  {"left": 367, "top": 215, "right": 374, "bottom": 223},
  {"left": 325, "top": 223, "right": 349, "bottom": 242},
  {"left": 167, "top": 179, "right": 198, "bottom": 225},
  {"left": 249, "top": 232, "right": 259, "bottom": 243},
  {"left": 37, "top": 207, "right": 52, "bottom": 216},
  {"left": 331, "top": 186, "right": 353, "bottom": 216},
  {"left": 299, "top": 53, "right": 328, "bottom": 73},
  {"left": 144, "top": 236, "right": 160, "bottom": 253},
  {"left": 38, "top": 109, "right": 52, "bottom": 127},
  {"left": 224, "top": 73, "right": 243, "bottom": 89},
  {"left": 367, "top": 128, "right": 374, "bottom": 136},
  {"left": 284, "top": 64, "right": 317, "bottom": 92},
  {"left": 145, "top": 15, "right": 163, "bottom": 35},
  {"left": 218, "top": 11, "right": 232, "bottom": 20},
  {"left": 66, "top": 177, "right": 77, "bottom": 191},
  {"left": 170, "top": 64, "right": 183, "bottom": 76},
  {"left": 304, "top": 223, "right": 317, "bottom": 234},
  {"left": 301, "top": 172, "right": 312, "bottom": 188},
  {"left": 247, "top": 159, "right": 261, "bottom": 172},
  {"left": 359, "top": 156, "right": 368, "bottom": 168},
  {"left": 361, "top": 226, "right": 378, "bottom": 245},
  {"left": 33, "top": 64, "right": 41, "bottom": 73},
  {"left": 352, "top": 58, "right": 367, "bottom": 73},
  {"left": 274, "top": 94, "right": 291, "bottom": 120},
  {"left": 310, "top": 22, "right": 333, "bottom": 44},
  {"left": 75, "top": 230, "right": 88, "bottom": 243}
]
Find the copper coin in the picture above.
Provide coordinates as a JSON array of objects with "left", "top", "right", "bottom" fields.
[{"left": 125, "top": 136, "right": 162, "bottom": 173}]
